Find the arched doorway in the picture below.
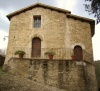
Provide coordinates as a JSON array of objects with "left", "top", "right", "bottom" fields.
[
  {"left": 32, "top": 37, "right": 41, "bottom": 57},
  {"left": 74, "top": 45, "right": 83, "bottom": 61}
]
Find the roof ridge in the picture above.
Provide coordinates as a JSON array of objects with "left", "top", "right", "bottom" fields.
[{"left": 7, "top": 3, "right": 71, "bottom": 20}]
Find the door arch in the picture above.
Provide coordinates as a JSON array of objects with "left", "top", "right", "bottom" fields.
[
  {"left": 74, "top": 45, "right": 83, "bottom": 61},
  {"left": 32, "top": 37, "right": 41, "bottom": 57}
]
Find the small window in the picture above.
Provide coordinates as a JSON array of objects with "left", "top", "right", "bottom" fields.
[{"left": 34, "top": 16, "right": 41, "bottom": 28}]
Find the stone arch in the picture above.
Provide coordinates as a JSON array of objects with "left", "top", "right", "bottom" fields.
[
  {"left": 71, "top": 43, "right": 85, "bottom": 50},
  {"left": 31, "top": 34, "right": 43, "bottom": 41}
]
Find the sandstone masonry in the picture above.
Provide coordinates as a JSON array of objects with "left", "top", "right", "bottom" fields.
[{"left": 5, "top": 3, "right": 97, "bottom": 91}]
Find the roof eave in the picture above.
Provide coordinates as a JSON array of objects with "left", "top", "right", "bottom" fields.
[{"left": 7, "top": 3, "right": 71, "bottom": 20}]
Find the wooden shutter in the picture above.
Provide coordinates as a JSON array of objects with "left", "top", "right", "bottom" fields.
[
  {"left": 32, "top": 38, "right": 41, "bottom": 57},
  {"left": 74, "top": 46, "right": 83, "bottom": 61}
]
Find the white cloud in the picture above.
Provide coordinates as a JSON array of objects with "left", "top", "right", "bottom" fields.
[
  {"left": 92, "top": 23, "right": 100, "bottom": 60},
  {"left": 0, "top": 9, "right": 9, "bottom": 24},
  {"left": 55, "top": 0, "right": 76, "bottom": 11},
  {"left": 63, "top": 0, "right": 77, "bottom": 11}
]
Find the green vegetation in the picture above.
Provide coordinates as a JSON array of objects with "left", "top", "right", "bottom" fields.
[
  {"left": 94, "top": 61, "right": 100, "bottom": 88},
  {"left": 14, "top": 50, "right": 26, "bottom": 55},
  {"left": 44, "top": 49, "right": 55, "bottom": 55},
  {"left": 0, "top": 67, "right": 3, "bottom": 75},
  {"left": 84, "top": 0, "right": 100, "bottom": 24}
]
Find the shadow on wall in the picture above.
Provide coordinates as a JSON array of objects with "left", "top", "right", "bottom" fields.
[{"left": 0, "top": 55, "right": 5, "bottom": 67}]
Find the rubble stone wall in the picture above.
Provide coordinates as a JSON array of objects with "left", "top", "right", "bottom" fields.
[{"left": 8, "top": 58, "right": 97, "bottom": 91}]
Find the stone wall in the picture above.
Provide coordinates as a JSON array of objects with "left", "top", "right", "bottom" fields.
[
  {"left": 5, "top": 7, "right": 93, "bottom": 64},
  {"left": 8, "top": 58, "right": 97, "bottom": 91},
  {"left": 68, "top": 18, "right": 93, "bottom": 62}
]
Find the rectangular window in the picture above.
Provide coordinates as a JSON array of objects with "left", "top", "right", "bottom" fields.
[{"left": 34, "top": 16, "right": 41, "bottom": 28}]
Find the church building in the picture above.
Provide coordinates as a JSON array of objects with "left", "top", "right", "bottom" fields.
[{"left": 5, "top": 3, "right": 97, "bottom": 91}]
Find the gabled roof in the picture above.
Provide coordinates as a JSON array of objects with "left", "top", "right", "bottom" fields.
[
  {"left": 7, "top": 3, "right": 71, "bottom": 20},
  {"left": 7, "top": 3, "right": 95, "bottom": 37}
]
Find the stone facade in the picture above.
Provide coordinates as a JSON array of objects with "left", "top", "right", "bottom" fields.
[
  {"left": 6, "top": 3, "right": 94, "bottom": 63},
  {"left": 5, "top": 3, "right": 97, "bottom": 91},
  {"left": 8, "top": 58, "right": 97, "bottom": 91}
]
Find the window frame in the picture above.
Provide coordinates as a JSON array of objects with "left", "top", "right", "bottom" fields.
[{"left": 33, "top": 15, "right": 41, "bottom": 28}]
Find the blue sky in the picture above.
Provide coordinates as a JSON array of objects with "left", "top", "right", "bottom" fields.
[{"left": 0, "top": 0, "right": 100, "bottom": 60}]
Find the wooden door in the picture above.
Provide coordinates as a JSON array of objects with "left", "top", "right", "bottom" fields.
[
  {"left": 32, "top": 37, "right": 41, "bottom": 57},
  {"left": 74, "top": 46, "right": 83, "bottom": 61}
]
